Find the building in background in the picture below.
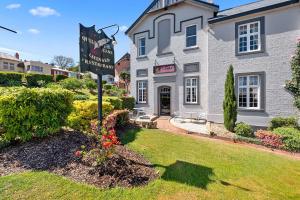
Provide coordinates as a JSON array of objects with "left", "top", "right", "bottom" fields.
[
  {"left": 0, "top": 52, "right": 23, "bottom": 73},
  {"left": 24, "top": 61, "right": 54, "bottom": 75},
  {"left": 115, "top": 53, "right": 130, "bottom": 91}
]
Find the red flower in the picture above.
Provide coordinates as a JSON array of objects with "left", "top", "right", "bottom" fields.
[
  {"left": 102, "top": 141, "right": 113, "bottom": 149},
  {"left": 74, "top": 151, "right": 82, "bottom": 157}
]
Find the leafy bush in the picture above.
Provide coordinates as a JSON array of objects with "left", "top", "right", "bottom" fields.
[
  {"left": 233, "top": 135, "right": 262, "bottom": 145},
  {"left": 46, "top": 82, "right": 63, "bottom": 89},
  {"left": 60, "top": 78, "right": 83, "bottom": 91},
  {"left": 68, "top": 100, "right": 113, "bottom": 132},
  {"left": 55, "top": 74, "right": 68, "bottom": 82},
  {"left": 0, "top": 72, "right": 23, "bottom": 86},
  {"left": 273, "top": 127, "right": 300, "bottom": 152},
  {"left": 84, "top": 79, "right": 97, "bottom": 90},
  {"left": 0, "top": 88, "right": 73, "bottom": 142},
  {"left": 234, "top": 122, "right": 253, "bottom": 137},
  {"left": 255, "top": 130, "right": 284, "bottom": 149},
  {"left": 121, "top": 96, "right": 135, "bottom": 110},
  {"left": 103, "top": 96, "right": 123, "bottom": 110},
  {"left": 103, "top": 84, "right": 126, "bottom": 97},
  {"left": 114, "top": 110, "right": 130, "bottom": 128},
  {"left": 269, "top": 117, "right": 298, "bottom": 130},
  {"left": 25, "top": 74, "right": 54, "bottom": 87},
  {"left": 103, "top": 84, "right": 113, "bottom": 90},
  {"left": 74, "top": 94, "right": 89, "bottom": 101}
]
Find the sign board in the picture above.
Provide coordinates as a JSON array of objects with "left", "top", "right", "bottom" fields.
[
  {"left": 153, "top": 64, "right": 176, "bottom": 74},
  {"left": 79, "top": 24, "right": 115, "bottom": 75}
]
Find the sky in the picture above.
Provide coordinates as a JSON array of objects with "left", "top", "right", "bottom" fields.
[{"left": 0, "top": 0, "right": 255, "bottom": 64}]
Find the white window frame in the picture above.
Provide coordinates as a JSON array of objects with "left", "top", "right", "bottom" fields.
[
  {"left": 9, "top": 63, "right": 15, "bottom": 70},
  {"left": 185, "top": 77, "right": 198, "bottom": 104},
  {"left": 238, "top": 75, "right": 261, "bottom": 110},
  {"left": 137, "top": 37, "right": 146, "bottom": 57},
  {"left": 238, "top": 21, "right": 261, "bottom": 53},
  {"left": 185, "top": 24, "right": 197, "bottom": 48},
  {"left": 137, "top": 81, "right": 147, "bottom": 104},
  {"left": 3, "top": 62, "right": 9, "bottom": 69}
]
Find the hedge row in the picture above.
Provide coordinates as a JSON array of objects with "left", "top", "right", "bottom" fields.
[
  {"left": 0, "top": 72, "right": 23, "bottom": 86},
  {"left": 0, "top": 87, "right": 73, "bottom": 142}
]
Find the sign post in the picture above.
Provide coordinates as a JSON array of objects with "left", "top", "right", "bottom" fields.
[{"left": 79, "top": 24, "right": 117, "bottom": 133}]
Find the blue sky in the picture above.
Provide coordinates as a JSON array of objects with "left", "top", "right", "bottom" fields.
[{"left": 0, "top": 0, "right": 254, "bottom": 63}]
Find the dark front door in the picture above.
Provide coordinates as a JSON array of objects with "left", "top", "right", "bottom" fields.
[{"left": 160, "top": 87, "right": 171, "bottom": 116}]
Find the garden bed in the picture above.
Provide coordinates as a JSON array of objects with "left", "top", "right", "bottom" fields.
[{"left": 0, "top": 130, "right": 158, "bottom": 188}]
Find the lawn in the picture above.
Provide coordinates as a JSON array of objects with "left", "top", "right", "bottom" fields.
[{"left": 0, "top": 128, "right": 299, "bottom": 200}]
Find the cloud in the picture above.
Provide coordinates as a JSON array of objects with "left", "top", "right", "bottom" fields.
[
  {"left": 29, "top": 6, "right": 60, "bottom": 17},
  {"left": 6, "top": 3, "right": 21, "bottom": 9},
  {"left": 28, "top": 29, "right": 40, "bottom": 34},
  {"left": 119, "top": 25, "right": 128, "bottom": 32}
]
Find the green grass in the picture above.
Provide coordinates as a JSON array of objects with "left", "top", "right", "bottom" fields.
[{"left": 0, "top": 128, "right": 300, "bottom": 200}]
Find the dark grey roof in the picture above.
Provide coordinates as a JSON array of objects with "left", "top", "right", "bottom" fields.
[
  {"left": 125, "top": 0, "right": 219, "bottom": 35},
  {"left": 209, "top": 0, "right": 299, "bottom": 24}
]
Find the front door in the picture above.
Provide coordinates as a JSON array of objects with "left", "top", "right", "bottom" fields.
[{"left": 160, "top": 87, "right": 171, "bottom": 116}]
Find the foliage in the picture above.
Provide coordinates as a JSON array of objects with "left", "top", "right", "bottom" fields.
[
  {"left": 110, "top": 110, "right": 130, "bottom": 128},
  {"left": 103, "top": 96, "right": 123, "bottom": 110},
  {"left": 233, "top": 135, "right": 262, "bottom": 145},
  {"left": 103, "top": 84, "right": 126, "bottom": 97},
  {"left": 255, "top": 130, "right": 284, "bottom": 149},
  {"left": 273, "top": 127, "right": 300, "bottom": 152},
  {"left": 84, "top": 78, "right": 97, "bottom": 90},
  {"left": 0, "top": 88, "right": 73, "bottom": 142},
  {"left": 73, "top": 94, "right": 90, "bottom": 101},
  {"left": 121, "top": 96, "right": 135, "bottom": 110},
  {"left": 0, "top": 72, "right": 23, "bottom": 86},
  {"left": 67, "top": 100, "right": 113, "bottom": 132},
  {"left": 55, "top": 74, "right": 68, "bottom": 82},
  {"left": 223, "top": 65, "right": 237, "bottom": 132},
  {"left": 269, "top": 117, "right": 299, "bottom": 130},
  {"left": 119, "top": 71, "right": 130, "bottom": 92},
  {"left": 286, "top": 40, "right": 300, "bottom": 110},
  {"left": 25, "top": 74, "right": 54, "bottom": 87},
  {"left": 59, "top": 78, "right": 84, "bottom": 91},
  {"left": 234, "top": 122, "right": 253, "bottom": 137},
  {"left": 53, "top": 55, "right": 74, "bottom": 69}
]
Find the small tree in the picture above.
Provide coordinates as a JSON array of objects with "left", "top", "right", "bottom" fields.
[
  {"left": 223, "top": 65, "right": 237, "bottom": 132},
  {"left": 119, "top": 71, "right": 130, "bottom": 93},
  {"left": 286, "top": 39, "right": 300, "bottom": 110},
  {"left": 53, "top": 55, "right": 74, "bottom": 69}
]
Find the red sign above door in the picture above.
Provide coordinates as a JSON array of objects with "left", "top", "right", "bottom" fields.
[{"left": 153, "top": 64, "right": 176, "bottom": 74}]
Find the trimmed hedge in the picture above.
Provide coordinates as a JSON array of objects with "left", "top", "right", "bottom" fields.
[
  {"left": 269, "top": 117, "right": 298, "bottom": 130},
  {"left": 25, "top": 73, "right": 54, "bottom": 87},
  {"left": 121, "top": 96, "right": 135, "bottom": 110},
  {"left": 103, "top": 96, "right": 123, "bottom": 110},
  {"left": 55, "top": 74, "right": 68, "bottom": 82},
  {"left": 273, "top": 127, "right": 300, "bottom": 152},
  {"left": 0, "top": 88, "right": 73, "bottom": 142},
  {"left": 0, "top": 72, "right": 23, "bottom": 86}
]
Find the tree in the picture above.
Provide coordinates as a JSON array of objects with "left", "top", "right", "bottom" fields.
[
  {"left": 286, "top": 39, "right": 300, "bottom": 110},
  {"left": 53, "top": 55, "right": 74, "bottom": 69},
  {"left": 223, "top": 65, "right": 237, "bottom": 132},
  {"left": 119, "top": 71, "right": 130, "bottom": 92}
]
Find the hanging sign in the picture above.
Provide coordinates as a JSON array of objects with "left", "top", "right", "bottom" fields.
[
  {"left": 79, "top": 24, "right": 115, "bottom": 75},
  {"left": 153, "top": 64, "right": 176, "bottom": 74}
]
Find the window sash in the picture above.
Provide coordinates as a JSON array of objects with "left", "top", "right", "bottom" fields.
[
  {"left": 185, "top": 77, "right": 198, "bottom": 104},
  {"left": 138, "top": 38, "right": 146, "bottom": 57},
  {"left": 238, "top": 21, "right": 261, "bottom": 53},
  {"left": 238, "top": 75, "right": 260, "bottom": 109},
  {"left": 137, "top": 81, "right": 147, "bottom": 103},
  {"left": 186, "top": 25, "right": 197, "bottom": 47}
]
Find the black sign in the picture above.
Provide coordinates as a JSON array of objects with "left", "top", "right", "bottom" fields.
[{"left": 79, "top": 24, "right": 115, "bottom": 75}]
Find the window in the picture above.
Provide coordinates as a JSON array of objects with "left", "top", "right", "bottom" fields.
[
  {"left": 137, "top": 81, "right": 147, "bottom": 104},
  {"left": 3, "top": 62, "right": 8, "bottom": 69},
  {"left": 185, "top": 77, "right": 198, "bottom": 104},
  {"left": 138, "top": 37, "right": 146, "bottom": 57},
  {"left": 238, "top": 21, "right": 261, "bottom": 53},
  {"left": 158, "top": 19, "right": 171, "bottom": 55},
  {"left": 238, "top": 75, "right": 260, "bottom": 109},
  {"left": 31, "top": 65, "right": 43, "bottom": 72},
  {"left": 186, "top": 25, "right": 197, "bottom": 48},
  {"left": 9, "top": 63, "right": 15, "bottom": 70}
]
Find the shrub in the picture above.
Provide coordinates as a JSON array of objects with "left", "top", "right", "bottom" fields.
[
  {"left": 103, "top": 84, "right": 113, "bottom": 90},
  {"left": 269, "top": 117, "right": 298, "bottom": 130},
  {"left": 68, "top": 100, "right": 113, "bottom": 132},
  {"left": 60, "top": 78, "right": 83, "bottom": 91},
  {"left": 25, "top": 74, "right": 54, "bottom": 87},
  {"left": 55, "top": 74, "right": 68, "bottom": 82},
  {"left": 234, "top": 122, "right": 253, "bottom": 137},
  {"left": 121, "top": 96, "right": 135, "bottom": 110},
  {"left": 0, "top": 72, "right": 23, "bottom": 86},
  {"left": 84, "top": 79, "right": 97, "bottom": 90},
  {"left": 233, "top": 135, "right": 262, "bottom": 145},
  {"left": 0, "top": 88, "right": 73, "bottom": 142},
  {"left": 273, "top": 127, "right": 300, "bottom": 152},
  {"left": 255, "top": 130, "right": 284, "bottom": 149},
  {"left": 223, "top": 65, "right": 237, "bottom": 132},
  {"left": 114, "top": 110, "right": 130, "bottom": 128},
  {"left": 46, "top": 82, "right": 63, "bottom": 89},
  {"left": 103, "top": 96, "right": 123, "bottom": 110},
  {"left": 74, "top": 94, "right": 89, "bottom": 101}
]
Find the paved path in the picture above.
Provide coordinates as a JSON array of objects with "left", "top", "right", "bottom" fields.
[{"left": 155, "top": 116, "right": 188, "bottom": 134}]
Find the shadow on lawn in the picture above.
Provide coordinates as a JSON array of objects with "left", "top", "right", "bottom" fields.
[{"left": 118, "top": 125, "right": 141, "bottom": 145}]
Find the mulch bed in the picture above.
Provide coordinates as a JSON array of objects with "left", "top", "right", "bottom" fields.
[{"left": 0, "top": 130, "right": 159, "bottom": 188}]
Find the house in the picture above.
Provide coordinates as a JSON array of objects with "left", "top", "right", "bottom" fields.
[
  {"left": 0, "top": 52, "right": 23, "bottom": 73},
  {"left": 115, "top": 53, "right": 130, "bottom": 91},
  {"left": 126, "top": 0, "right": 300, "bottom": 127},
  {"left": 24, "top": 61, "right": 53, "bottom": 75}
]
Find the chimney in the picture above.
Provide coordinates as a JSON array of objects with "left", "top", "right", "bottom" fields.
[{"left": 15, "top": 52, "right": 19, "bottom": 60}]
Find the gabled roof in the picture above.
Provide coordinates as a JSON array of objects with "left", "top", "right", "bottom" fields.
[
  {"left": 209, "top": 0, "right": 299, "bottom": 24},
  {"left": 116, "top": 53, "right": 130, "bottom": 64},
  {"left": 0, "top": 52, "right": 20, "bottom": 62},
  {"left": 125, "top": 0, "right": 219, "bottom": 35}
]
